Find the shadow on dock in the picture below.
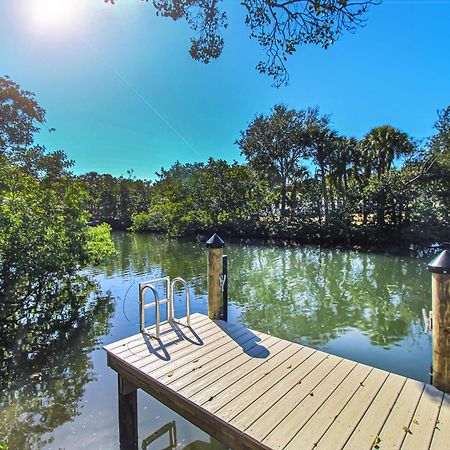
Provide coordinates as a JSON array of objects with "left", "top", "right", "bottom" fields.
[
  {"left": 127, "top": 322, "right": 204, "bottom": 362},
  {"left": 215, "top": 319, "right": 270, "bottom": 359}
]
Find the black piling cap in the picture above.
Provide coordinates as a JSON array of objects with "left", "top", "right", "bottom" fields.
[
  {"left": 206, "top": 233, "right": 225, "bottom": 249},
  {"left": 428, "top": 249, "right": 450, "bottom": 275}
]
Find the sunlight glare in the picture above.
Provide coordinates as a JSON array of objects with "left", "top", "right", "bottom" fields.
[{"left": 29, "top": 0, "right": 77, "bottom": 31}]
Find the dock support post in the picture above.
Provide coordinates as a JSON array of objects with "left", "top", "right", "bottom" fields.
[
  {"left": 206, "top": 233, "right": 225, "bottom": 320},
  {"left": 428, "top": 250, "right": 450, "bottom": 393},
  {"left": 118, "top": 374, "right": 138, "bottom": 450}
]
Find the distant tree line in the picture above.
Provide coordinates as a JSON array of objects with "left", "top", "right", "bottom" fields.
[
  {"left": 124, "top": 104, "right": 449, "bottom": 249},
  {"left": 80, "top": 170, "right": 152, "bottom": 230}
]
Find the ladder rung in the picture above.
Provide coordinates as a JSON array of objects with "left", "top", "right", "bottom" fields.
[{"left": 143, "top": 298, "right": 169, "bottom": 310}]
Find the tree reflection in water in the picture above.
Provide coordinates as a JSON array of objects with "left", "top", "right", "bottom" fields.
[
  {"left": 104, "top": 233, "right": 430, "bottom": 350},
  {"left": 0, "top": 279, "right": 114, "bottom": 450},
  {"left": 227, "top": 245, "right": 429, "bottom": 348}
]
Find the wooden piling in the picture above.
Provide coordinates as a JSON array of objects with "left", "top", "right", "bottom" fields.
[
  {"left": 118, "top": 374, "right": 138, "bottom": 450},
  {"left": 428, "top": 249, "right": 450, "bottom": 393},
  {"left": 206, "top": 234, "right": 225, "bottom": 320}
]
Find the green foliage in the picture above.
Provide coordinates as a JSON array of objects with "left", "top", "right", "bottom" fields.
[
  {"left": 107, "top": 0, "right": 379, "bottom": 86},
  {"left": 85, "top": 223, "right": 117, "bottom": 265},
  {"left": 0, "top": 76, "right": 46, "bottom": 153},
  {"left": 237, "top": 104, "right": 313, "bottom": 217},
  {"left": 0, "top": 75, "right": 115, "bottom": 353},
  {"left": 80, "top": 171, "right": 152, "bottom": 229},
  {"left": 128, "top": 104, "right": 449, "bottom": 249},
  {"left": 131, "top": 159, "right": 275, "bottom": 237}
]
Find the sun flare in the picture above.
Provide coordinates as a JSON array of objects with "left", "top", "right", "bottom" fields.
[{"left": 29, "top": 0, "right": 76, "bottom": 30}]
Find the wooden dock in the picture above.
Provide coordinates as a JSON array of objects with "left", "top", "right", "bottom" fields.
[{"left": 104, "top": 313, "right": 449, "bottom": 450}]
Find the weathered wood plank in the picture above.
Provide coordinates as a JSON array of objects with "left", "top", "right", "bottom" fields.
[
  {"left": 173, "top": 337, "right": 280, "bottom": 397},
  {"left": 116, "top": 316, "right": 220, "bottom": 361},
  {"left": 156, "top": 329, "right": 268, "bottom": 384},
  {"left": 132, "top": 322, "right": 251, "bottom": 373},
  {"left": 377, "top": 378, "right": 425, "bottom": 449},
  {"left": 117, "top": 323, "right": 227, "bottom": 365},
  {"left": 343, "top": 373, "right": 406, "bottom": 450},
  {"left": 245, "top": 353, "right": 342, "bottom": 443},
  {"left": 263, "top": 359, "right": 357, "bottom": 449},
  {"left": 188, "top": 339, "right": 292, "bottom": 406},
  {"left": 215, "top": 346, "right": 317, "bottom": 422},
  {"left": 201, "top": 343, "right": 299, "bottom": 414},
  {"left": 142, "top": 326, "right": 260, "bottom": 381},
  {"left": 315, "top": 367, "right": 389, "bottom": 449},
  {"left": 402, "top": 383, "right": 444, "bottom": 449},
  {"left": 231, "top": 351, "right": 333, "bottom": 431},
  {"left": 285, "top": 363, "right": 373, "bottom": 449},
  {"left": 168, "top": 335, "right": 278, "bottom": 392},
  {"left": 104, "top": 312, "right": 208, "bottom": 352},
  {"left": 430, "top": 393, "right": 450, "bottom": 450}
]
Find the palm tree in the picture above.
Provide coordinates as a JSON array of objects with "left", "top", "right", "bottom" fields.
[
  {"left": 361, "top": 125, "right": 415, "bottom": 226},
  {"left": 306, "top": 112, "right": 337, "bottom": 225},
  {"left": 362, "top": 125, "right": 415, "bottom": 180}
]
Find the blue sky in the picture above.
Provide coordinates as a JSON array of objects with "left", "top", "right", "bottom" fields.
[{"left": 1, "top": 0, "right": 449, "bottom": 179}]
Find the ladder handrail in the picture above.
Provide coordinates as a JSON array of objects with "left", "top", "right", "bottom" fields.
[
  {"left": 139, "top": 277, "right": 170, "bottom": 339},
  {"left": 170, "top": 277, "right": 191, "bottom": 327},
  {"left": 139, "top": 276, "right": 191, "bottom": 339}
]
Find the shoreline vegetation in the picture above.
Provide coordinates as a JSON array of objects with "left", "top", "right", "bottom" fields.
[{"left": 82, "top": 105, "right": 450, "bottom": 252}]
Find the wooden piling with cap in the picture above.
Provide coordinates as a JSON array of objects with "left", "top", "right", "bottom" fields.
[
  {"left": 206, "top": 234, "right": 225, "bottom": 320},
  {"left": 428, "top": 249, "right": 450, "bottom": 392}
]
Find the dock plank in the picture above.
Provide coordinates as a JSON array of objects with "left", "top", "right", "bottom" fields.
[
  {"left": 230, "top": 350, "right": 332, "bottom": 431},
  {"left": 285, "top": 363, "right": 373, "bottom": 449},
  {"left": 263, "top": 359, "right": 357, "bottom": 449},
  {"left": 117, "top": 317, "right": 224, "bottom": 363},
  {"left": 156, "top": 329, "right": 269, "bottom": 384},
  {"left": 105, "top": 312, "right": 209, "bottom": 353},
  {"left": 430, "top": 393, "right": 450, "bottom": 450},
  {"left": 131, "top": 320, "right": 249, "bottom": 372},
  {"left": 316, "top": 367, "right": 389, "bottom": 449},
  {"left": 402, "top": 383, "right": 443, "bottom": 450},
  {"left": 187, "top": 339, "right": 291, "bottom": 405},
  {"left": 171, "top": 335, "right": 281, "bottom": 393},
  {"left": 201, "top": 343, "right": 299, "bottom": 414},
  {"left": 343, "top": 373, "right": 406, "bottom": 450},
  {"left": 104, "top": 314, "right": 446, "bottom": 450},
  {"left": 245, "top": 353, "right": 342, "bottom": 442},
  {"left": 215, "top": 346, "right": 317, "bottom": 422},
  {"left": 377, "top": 378, "right": 425, "bottom": 449},
  {"left": 140, "top": 325, "right": 255, "bottom": 379}
]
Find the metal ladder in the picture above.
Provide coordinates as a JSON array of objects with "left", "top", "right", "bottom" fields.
[{"left": 139, "top": 276, "right": 191, "bottom": 339}]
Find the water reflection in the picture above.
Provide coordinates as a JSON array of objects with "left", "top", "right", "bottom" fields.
[
  {"left": 102, "top": 233, "right": 430, "bottom": 350},
  {"left": 142, "top": 421, "right": 227, "bottom": 450},
  {"left": 227, "top": 246, "right": 428, "bottom": 348},
  {"left": 0, "top": 286, "right": 114, "bottom": 450}
]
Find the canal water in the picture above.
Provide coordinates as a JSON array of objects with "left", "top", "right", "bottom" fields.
[{"left": 2, "top": 232, "right": 433, "bottom": 449}]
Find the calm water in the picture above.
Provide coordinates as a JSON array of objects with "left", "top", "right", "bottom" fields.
[{"left": 2, "top": 232, "right": 434, "bottom": 449}]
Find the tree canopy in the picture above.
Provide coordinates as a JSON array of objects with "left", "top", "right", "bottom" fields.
[
  {"left": 106, "top": 0, "right": 380, "bottom": 86},
  {"left": 131, "top": 104, "right": 449, "bottom": 249},
  {"left": 0, "top": 76, "right": 115, "bottom": 375}
]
